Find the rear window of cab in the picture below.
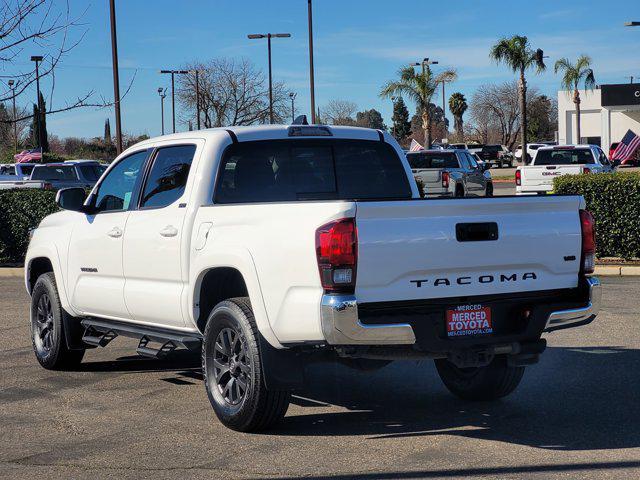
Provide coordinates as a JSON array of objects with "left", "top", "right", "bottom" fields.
[
  {"left": 214, "top": 139, "right": 412, "bottom": 203},
  {"left": 407, "top": 152, "right": 459, "bottom": 169}
]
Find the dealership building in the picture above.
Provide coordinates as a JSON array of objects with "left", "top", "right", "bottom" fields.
[{"left": 557, "top": 83, "right": 640, "bottom": 150}]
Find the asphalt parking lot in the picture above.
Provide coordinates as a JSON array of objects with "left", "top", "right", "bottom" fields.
[{"left": 1, "top": 276, "right": 639, "bottom": 479}]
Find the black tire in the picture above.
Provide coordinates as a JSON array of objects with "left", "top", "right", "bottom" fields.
[
  {"left": 454, "top": 185, "right": 465, "bottom": 198},
  {"left": 485, "top": 182, "right": 494, "bottom": 197},
  {"left": 30, "top": 272, "right": 85, "bottom": 370},
  {"left": 202, "top": 297, "right": 290, "bottom": 432},
  {"left": 435, "top": 355, "right": 525, "bottom": 401}
]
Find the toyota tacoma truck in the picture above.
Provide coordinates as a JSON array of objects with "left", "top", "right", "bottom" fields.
[
  {"left": 516, "top": 144, "right": 614, "bottom": 195},
  {"left": 25, "top": 123, "right": 601, "bottom": 432}
]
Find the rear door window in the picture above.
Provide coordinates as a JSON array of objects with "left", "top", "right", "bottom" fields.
[
  {"left": 79, "top": 164, "right": 105, "bottom": 181},
  {"left": 215, "top": 139, "right": 411, "bottom": 203},
  {"left": 140, "top": 145, "right": 196, "bottom": 209}
]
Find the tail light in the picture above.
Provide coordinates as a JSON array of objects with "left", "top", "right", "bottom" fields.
[
  {"left": 515, "top": 169, "right": 521, "bottom": 186},
  {"left": 442, "top": 171, "right": 450, "bottom": 189},
  {"left": 583, "top": 167, "right": 591, "bottom": 174},
  {"left": 579, "top": 210, "right": 596, "bottom": 274},
  {"left": 315, "top": 218, "right": 357, "bottom": 293}
]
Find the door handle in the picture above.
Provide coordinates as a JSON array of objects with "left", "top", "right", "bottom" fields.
[
  {"left": 107, "top": 227, "right": 122, "bottom": 238},
  {"left": 160, "top": 225, "right": 178, "bottom": 237}
]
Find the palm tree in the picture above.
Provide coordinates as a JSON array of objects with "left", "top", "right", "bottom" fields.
[
  {"left": 448, "top": 92, "right": 468, "bottom": 141},
  {"left": 380, "top": 65, "right": 457, "bottom": 147},
  {"left": 490, "top": 36, "right": 545, "bottom": 162},
  {"left": 554, "top": 55, "right": 595, "bottom": 143}
]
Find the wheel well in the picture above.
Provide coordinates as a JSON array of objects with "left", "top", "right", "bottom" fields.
[
  {"left": 28, "top": 257, "right": 53, "bottom": 293},
  {"left": 196, "top": 267, "right": 248, "bottom": 333}
]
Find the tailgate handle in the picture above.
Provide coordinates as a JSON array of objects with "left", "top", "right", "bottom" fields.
[
  {"left": 546, "top": 166, "right": 557, "bottom": 170},
  {"left": 456, "top": 222, "right": 499, "bottom": 242}
]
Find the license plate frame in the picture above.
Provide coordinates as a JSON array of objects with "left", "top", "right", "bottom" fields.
[{"left": 445, "top": 304, "right": 493, "bottom": 338}]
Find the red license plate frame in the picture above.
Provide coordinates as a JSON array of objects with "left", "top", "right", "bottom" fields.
[{"left": 446, "top": 304, "right": 493, "bottom": 337}]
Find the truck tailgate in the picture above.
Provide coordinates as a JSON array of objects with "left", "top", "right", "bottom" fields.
[
  {"left": 520, "top": 165, "right": 583, "bottom": 188},
  {"left": 354, "top": 196, "right": 583, "bottom": 303}
]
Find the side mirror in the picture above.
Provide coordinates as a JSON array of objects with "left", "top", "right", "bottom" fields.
[{"left": 56, "top": 187, "right": 87, "bottom": 212}]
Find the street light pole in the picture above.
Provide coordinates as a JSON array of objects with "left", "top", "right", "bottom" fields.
[
  {"left": 289, "top": 92, "right": 297, "bottom": 122},
  {"left": 308, "top": 0, "right": 316, "bottom": 124},
  {"left": 108, "top": 0, "right": 123, "bottom": 154},
  {"left": 247, "top": 33, "right": 291, "bottom": 124},
  {"left": 8, "top": 79, "right": 17, "bottom": 153},
  {"left": 158, "top": 87, "right": 166, "bottom": 135},
  {"left": 30, "top": 56, "right": 44, "bottom": 151},
  {"left": 160, "top": 69, "right": 189, "bottom": 133},
  {"left": 410, "top": 58, "right": 439, "bottom": 147},
  {"left": 194, "top": 70, "right": 200, "bottom": 130}
]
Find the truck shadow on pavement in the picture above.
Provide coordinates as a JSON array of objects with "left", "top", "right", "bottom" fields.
[
  {"left": 272, "top": 345, "right": 640, "bottom": 451},
  {"left": 77, "top": 345, "right": 639, "bottom": 451}
]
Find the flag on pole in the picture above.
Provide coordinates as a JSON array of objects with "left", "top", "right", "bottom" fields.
[
  {"left": 409, "top": 139, "right": 424, "bottom": 152},
  {"left": 611, "top": 130, "right": 640, "bottom": 165},
  {"left": 14, "top": 148, "right": 42, "bottom": 163}
]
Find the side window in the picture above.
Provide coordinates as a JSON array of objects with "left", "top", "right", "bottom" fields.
[
  {"left": 94, "top": 150, "right": 148, "bottom": 213},
  {"left": 457, "top": 153, "right": 470, "bottom": 169},
  {"left": 466, "top": 153, "right": 479, "bottom": 169},
  {"left": 597, "top": 149, "right": 609, "bottom": 165},
  {"left": 140, "top": 145, "right": 195, "bottom": 209}
]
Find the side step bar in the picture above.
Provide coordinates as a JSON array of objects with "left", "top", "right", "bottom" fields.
[{"left": 81, "top": 318, "right": 203, "bottom": 359}]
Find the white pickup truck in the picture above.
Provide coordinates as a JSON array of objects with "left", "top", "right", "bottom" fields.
[
  {"left": 516, "top": 144, "right": 614, "bottom": 195},
  {"left": 25, "top": 124, "right": 601, "bottom": 432}
]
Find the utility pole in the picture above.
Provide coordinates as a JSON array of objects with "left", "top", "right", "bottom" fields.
[
  {"left": 30, "top": 56, "right": 44, "bottom": 150},
  {"left": 108, "top": 0, "right": 123, "bottom": 154},
  {"left": 308, "top": 0, "right": 316, "bottom": 123},
  {"left": 158, "top": 87, "right": 167, "bottom": 135},
  {"left": 160, "top": 69, "right": 189, "bottom": 133},
  {"left": 289, "top": 92, "right": 297, "bottom": 122},
  {"left": 8, "top": 79, "right": 17, "bottom": 153},
  {"left": 247, "top": 33, "right": 291, "bottom": 124}
]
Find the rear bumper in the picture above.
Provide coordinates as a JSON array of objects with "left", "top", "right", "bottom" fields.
[
  {"left": 543, "top": 277, "right": 601, "bottom": 332},
  {"left": 320, "top": 277, "right": 601, "bottom": 346}
]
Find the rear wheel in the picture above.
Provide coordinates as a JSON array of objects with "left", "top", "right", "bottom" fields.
[
  {"left": 454, "top": 185, "right": 465, "bottom": 198},
  {"left": 30, "top": 272, "right": 85, "bottom": 370},
  {"left": 435, "top": 355, "right": 524, "bottom": 401},
  {"left": 485, "top": 182, "right": 493, "bottom": 197},
  {"left": 202, "top": 297, "right": 290, "bottom": 432}
]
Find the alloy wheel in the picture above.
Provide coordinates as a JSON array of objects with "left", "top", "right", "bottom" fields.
[
  {"left": 33, "top": 293, "right": 54, "bottom": 356},
  {"left": 213, "top": 327, "right": 251, "bottom": 405}
]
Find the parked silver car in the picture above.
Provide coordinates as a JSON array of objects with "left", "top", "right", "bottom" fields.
[{"left": 407, "top": 149, "right": 493, "bottom": 197}]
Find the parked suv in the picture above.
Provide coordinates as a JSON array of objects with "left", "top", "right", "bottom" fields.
[
  {"left": 29, "top": 160, "right": 107, "bottom": 190},
  {"left": 407, "top": 149, "right": 493, "bottom": 197}
]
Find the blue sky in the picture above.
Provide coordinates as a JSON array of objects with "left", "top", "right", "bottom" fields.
[{"left": 7, "top": 0, "right": 640, "bottom": 139}]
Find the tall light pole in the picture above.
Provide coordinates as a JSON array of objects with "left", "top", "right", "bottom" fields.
[
  {"left": 307, "top": 0, "right": 316, "bottom": 124},
  {"left": 8, "top": 79, "right": 17, "bottom": 153},
  {"left": 248, "top": 33, "right": 291, "bottom": 124},
  {"left": 30, "top": 55, "right": 44, "bottom": 150},
  {"left": 108, "top": 0, "right": 123, "bottom": 154},
  {"left": 193, "top": 69, "right": 201, "bottom": 130},
  {"left": 160, "top": 69, "right": 189, "bottom": 133},
  {"left": 289, "top": 92, "right": 297, "bottom": 122},
  {"left": 158, "top": 87, "right": 167, "bottom": 135}
]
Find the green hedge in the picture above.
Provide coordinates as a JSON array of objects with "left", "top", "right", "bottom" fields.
[
  {"left": 554, "top": 172, "right": 640, "bottom": 259},
  {"left": 0, "top": 189, "right": 58, "bottom": 264}
]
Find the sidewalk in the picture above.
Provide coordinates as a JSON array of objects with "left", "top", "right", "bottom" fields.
[{"left": 1, "top": 265, "right": 638, "bottom": 278}]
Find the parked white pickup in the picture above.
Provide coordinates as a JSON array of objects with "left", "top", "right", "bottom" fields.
[
  {"left": 516, "top": 144, "right": 614, "bottom": 195},
  {"left": 25, "top": 124, "right": 601, "bottom": 432}
]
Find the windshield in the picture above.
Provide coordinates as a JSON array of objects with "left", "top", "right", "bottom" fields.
[
  {"left": 31, "top": 165, "right": 78, "bottom": 181},
  {"left": 534, "top": 149, "right": 593, "bottom": 166},
  {"left": 215, "top": 139, "right": 412, "bottom": 203},
  {"left": 407, "top": 152, "right": 459, "bottom": 169}
]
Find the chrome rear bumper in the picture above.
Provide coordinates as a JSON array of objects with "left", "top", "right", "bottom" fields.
[
  {"left": 544, "top": 277, "right": 601, "bottom": 332},
  {"left": 320, "top": 277, "right": 601, "bottom": 345}
]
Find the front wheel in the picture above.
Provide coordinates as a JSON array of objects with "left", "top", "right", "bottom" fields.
[
  {"left": 435, "top": 355, "right": 525, "bottom": 401},
  {"left": 202, "top": 297, "right": 290, "bottom": 432},
  {"left": 30, "top": 272, "right": 85, "bottom": 370}
]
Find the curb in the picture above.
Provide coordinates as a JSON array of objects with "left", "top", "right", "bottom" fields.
[
  {"left": 0, "top": 268, "right": 24, "bottom": 278},
  {"left": 1, "top": 265, "right": 639, "bottom": 277}
]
